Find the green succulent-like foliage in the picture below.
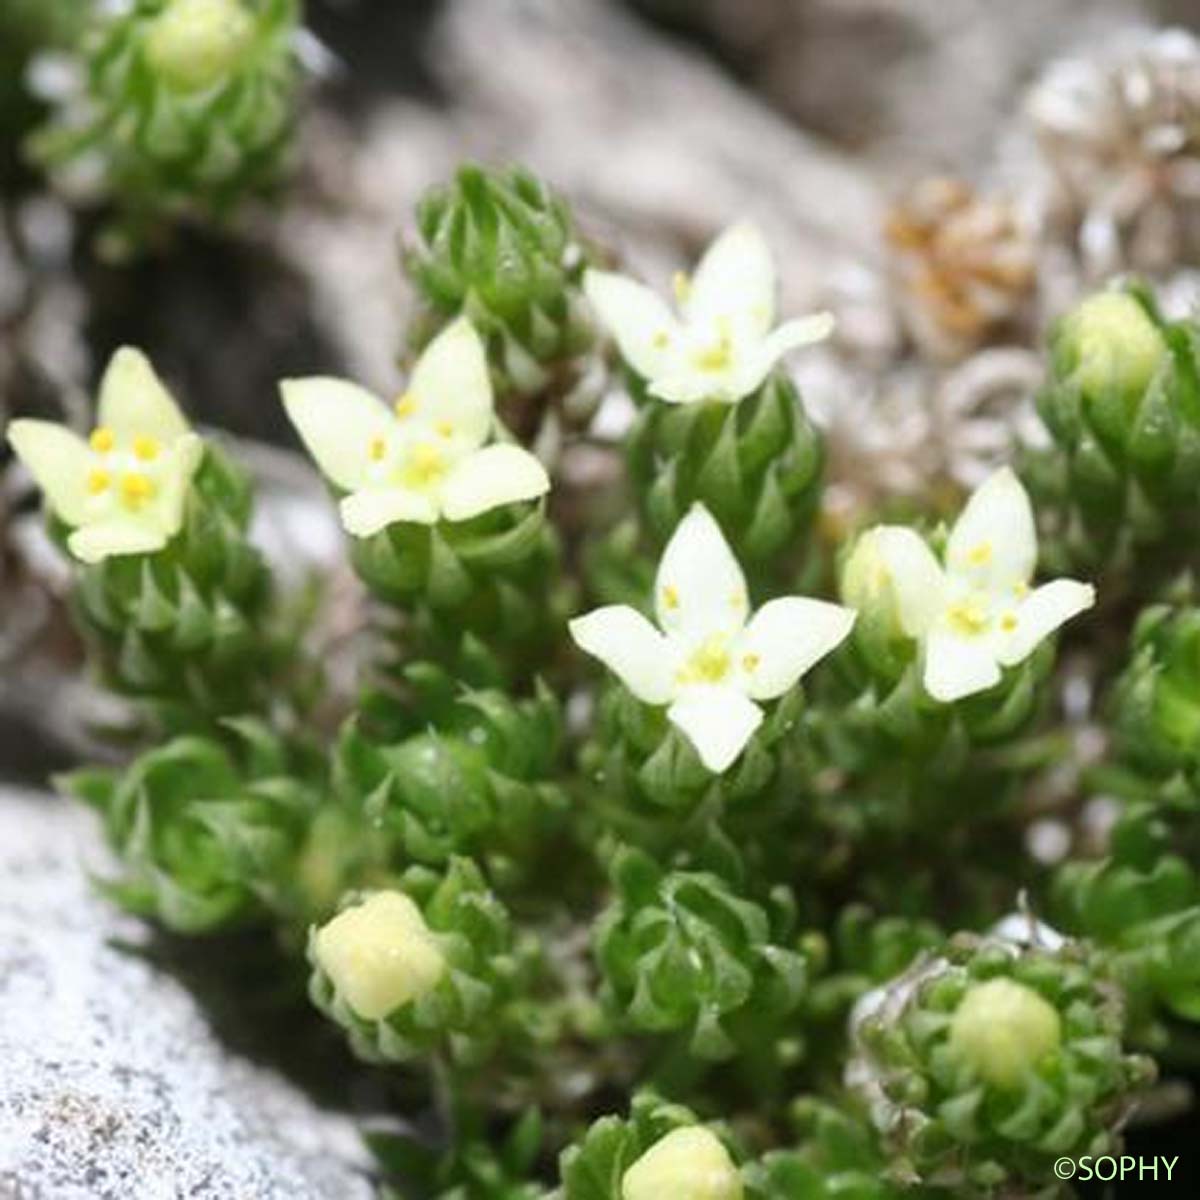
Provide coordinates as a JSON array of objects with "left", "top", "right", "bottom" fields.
[
  {"left": 370, "top": 1109, "right": 549, "bottom": 1200},
  {"left": 31, "top": 0, "right": 302, "bottom": 244},
  {"left": 743, "top": 1100, "right": 909, "bottom": 1200},
  {"left": 403, "top": 164, "right": 595, "bottom": 406},
  {"left": 558, "top": 1093, "right": 727, "bottom": 1200},
  {"left": 1025, "top": 284, "right": 1200, "bottom": 576},
  {"left": 332, "top": 681, "right": 569, "bottom": 892},
  {"left": 849, "top": 934, "right": 1154, "bottom": 1194},
  {"left": 62, "top": 720, "right": 318, "bottom": 933},
  {"left": 580, "top": 684, "right": 806, "bottom": 853},
  {"left": 626, "top": 373, "right": 822, "bottom": 565},
  {"left": 1053, "top": 603, "right": 1200, "bottom": 1029},
  {"left": 309, "top": 858, "right": 541, "bottom": 1066},
  {"left": 595, "top": 846, "right": 808, "bottom": 1062},
  {"left": 62, "top": 443, "right": 289, "bottom": 730},
  {"left": 350, "top": 502, "right": 570, "bottom": 688}
]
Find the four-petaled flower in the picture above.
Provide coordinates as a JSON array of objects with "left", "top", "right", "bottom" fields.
[
  {"left": 854, "top": 468, "right": 1095, "bottom": 703},
  {"left": 281, "top": 317, "right": 549, "bottom": 536},
  {"left": 7, "top": 347, "right": 203, "bottom": 564},
  {"left": 569, "top": 504, "right": 855, "bottom": 772},
  {"left": 584, "top": 221, "right": 834, "bottom": 406}
]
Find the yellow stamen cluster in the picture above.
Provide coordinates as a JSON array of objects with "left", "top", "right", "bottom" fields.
[
  {"left": 400, "top": 441, "right": 447, "bottom": 490},
  {"left": 946, "top": 598, "right": 991, "bottom": 636},
  {"left": 677, "top": 633, "right": 732, "bottom": 685},
  {"left": 120, "top": 472, "right": 156, "bottom": 509}
]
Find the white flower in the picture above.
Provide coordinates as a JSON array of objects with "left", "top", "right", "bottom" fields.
[
  {"left": 280, "top": 317, "right": 550, "bottom": 537},
  {"left": 584, "top": 222, "right": 834, "bottom": 405},
  {"left": 859, "top": 467, "right": 1095, "bottom": 703},
  {"left": 313, "top": 891, "right": 445, "bottom": 1022},
  {"left": 569, "top": 504, "right": 855, "bottom": 773},
  {"left": 621, "top": 1126, "right": 743, "bottom": 1200},
  {"left": 6, "top": 347, "right": 203, "bottom": 564}
]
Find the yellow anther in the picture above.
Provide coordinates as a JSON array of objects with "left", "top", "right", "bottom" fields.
[
  {"left": 662, "top": 584, "right": 680, "bottom": 611},
  {"left": 89, "top": 427, "right": 116, "bottom": 454},
  {"left": 1001, "top": 613, "right": 1018, "bottom": 632},
  {"left": 132, "top": 434, "right": 161, "bottom": 462},
  {"left": 742, "top": 652, "right": 760, "bottom": 672},
  {"left": 395, "top": 392, "right": 417, "bottom": 418},
  {"left": 400, "top": 441, "right": 446, "bottom": 489},
  {"left": 120, "top": 472, "right": 156, "bottom": 508},
  {"left": 87, "top": 468, "right": 112, "bottom": 495},
  {"left": 677, "top": 634, "right": 732, "bottom": 685},
  {"left": 693, "top": 319, "right": 734, "bottom": 373},
  {"left": 368, "top": 436, "right": 387, "bottom": 462},
  {"left": 947, "top": 599, "right": 990, "bottom": 636},
  {"left": 966, "top": 541, "right": 993, "bottom": 566},
  {"left": 652, "top": 330, "right": 671, "bottom": 350},
  {"left": 1013, "top": 581, "right": 1030, "bottom": 599},
  {"left": 672, "top": 271, "right": 692, "bottom": 304},
  {"left": 435, "top": 420, "right": 455, "bottom": 439}
]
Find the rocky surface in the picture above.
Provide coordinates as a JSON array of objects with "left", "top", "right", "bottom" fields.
[{"left": 0, "top": 788, "right": 375, "bottom": 1200}]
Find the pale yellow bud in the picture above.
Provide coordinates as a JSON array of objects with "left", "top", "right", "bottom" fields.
[
  {"left": 621, "top": 1127, "right": 743, "bottom": 1200},
  {"left": 144, "top": 0, "right": 254, "bottom": 93},
  {"left": 313, "top": 891, "right": 445, "bottom": 1021},
  {"left": 1058, "top": 292, "right": 1167, "bottom": 406},
  {"left": 948, "top": 977, "right": 1062, "bottom": 1088}
]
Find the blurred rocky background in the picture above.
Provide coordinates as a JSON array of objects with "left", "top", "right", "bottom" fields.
[{"left": 2, "top": 0, "right": 1199, "bottom": 1193}]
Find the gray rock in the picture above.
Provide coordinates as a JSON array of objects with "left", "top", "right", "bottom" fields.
[{"left": 0, "top": 788, "right": 375, "bottom": 1200}]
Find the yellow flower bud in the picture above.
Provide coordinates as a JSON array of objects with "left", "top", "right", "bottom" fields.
[
  {"left": 313, "top": 891, "right": 445, "bottom": 1021},
  {"left": 144, "top": 0, "right": 254, "bottom": 94},
  {"left": 948, "top": 977, "right": 1062, "bottom": 1088},
  {"left": 1058, "top": 292, "right": 1167, "bottom": 407},
  {"left": 621, "top": 1127, "right": 743, "bottom": 1200}
]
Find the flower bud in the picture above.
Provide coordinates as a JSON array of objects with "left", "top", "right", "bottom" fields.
[
  {"left": 1056, "top": 292, "right": 1167, "bottom": 407},
  {"left": 841, "top": 528, "right": 903, "bottom": 641},
  {"left": 144, "top": 0, "right": 254, "bottom": 94},
  {"left": 621, "top": 1127, "right": 743, "bottom": 1200},
  {"left": 948, "top": 977, "right": 1062, "bottom": 1088},
  {"left": 313, "top": 891, "right": 445, "bottom": 1021}
]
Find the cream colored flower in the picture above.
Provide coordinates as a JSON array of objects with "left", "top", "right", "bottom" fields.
[
  {"left": 854, "top": 468, "right": 1095, "bottom": 703},
  {"left": 7, "top": 348, "right": 202, "bottom": 564},
  {"left": 281, "top": 318, "right": 549, "bottom": 536},
  {"left": 312, "top": 891, "right": 445, "bottom": 1022},
  {"left": 570, "top": 504, "right": 854, "bottom": 772},
  {"left": 585, "top": 222, "right": 834, "bottom": 405},
  {"left": 621, "top": 1127, "right": 743, "bottom": 1200}
]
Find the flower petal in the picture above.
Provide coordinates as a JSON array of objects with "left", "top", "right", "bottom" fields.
[
  {"left": 946, "top": 467, "right": 1036, "bottom": 594},
  {"left": 439, "top": 443, "right": 550, "bottom": 522},
  {"left": 148, "top": 432, "right": 204, "bottom": 537},
  {"left": 584, "top": 269, "right": 682, "bottom": 382},
  {"left": 997, "top": 579, "right": 1095, "bottom": 666},
  {"left": 648, "top": 370, "right": 736, "bottom": 406},
  {"left": 405, "top": 317, "right": 494, "bottom": 451},
  {"left": 655, "top": 504, "right": 749, "bottom": 639},
  {"left": 67, "top": 522, "right": 168, "bottom": 563},
  {"left": 923, "top": 629, "right": 1002, "bottom": 703},
  {"left": 568, "top": 605, "right": 675, "bottom": 704},
  {"left": 685, "top": 222, "right": 775, "bottom": 335},
  {"left": 97, "top": 348, "right": 190, "bottom": 443},
  {"left": 727, "top": 311, "right": 835, "bottom": 398},
  {"left": 7, "top": 418, "right": 94, "bottom": 525},
  {"left": 737, "top": 597, "right": 856, "bottom": 701},
  {"left": 873, "top": 526, "right": 946, "bottom": 637},
  {"left": 340, "top": 487, "right": 438, "bottom": 536},
  {"left": 281, "top": 377, "right": 395, "bottom": 492},
  {"left": 668, "top": 684, "right": 764, "bottom": 773}
]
